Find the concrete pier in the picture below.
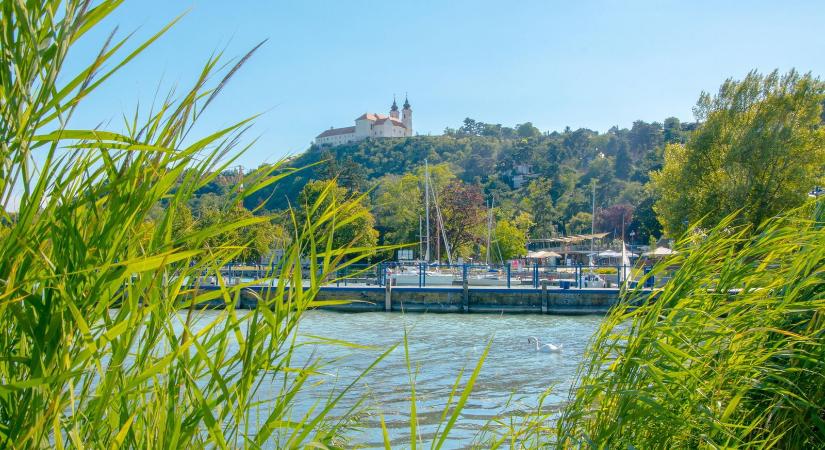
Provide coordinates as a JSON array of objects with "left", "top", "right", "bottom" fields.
[{"left": 190, "top": 284, "right": 647, "bottom": 315}]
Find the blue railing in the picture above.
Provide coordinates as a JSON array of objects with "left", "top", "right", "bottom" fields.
[
  {"left": 199, "top": 262, "right": 661, "bottom": 289},
  {"left": 373, "top": 262, "right": 654, "bottom": 289}
]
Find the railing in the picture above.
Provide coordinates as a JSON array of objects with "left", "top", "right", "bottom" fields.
[
  {"left": 375, "top": 262, "right": 658, "bottom": 289},
  {"left": 198, "top": 262, "right": 665, "bottom": 289}
]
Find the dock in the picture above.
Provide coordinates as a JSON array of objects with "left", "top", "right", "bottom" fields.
[{"left": 190, "top": 283, "right": 651, "bottom": 315}]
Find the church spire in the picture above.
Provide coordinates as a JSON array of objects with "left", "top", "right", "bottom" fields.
[
  {"left": 401, "top": 93, "right": 412, "bottom": 136},
  {"left": 390, "top": 94, "right": 400, "bottom": 119}
]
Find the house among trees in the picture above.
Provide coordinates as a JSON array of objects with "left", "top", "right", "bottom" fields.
[{"left": 512, "top": 163, "right": 536, "bottom": 188}]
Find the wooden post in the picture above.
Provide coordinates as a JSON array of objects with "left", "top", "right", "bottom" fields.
[{"left": 385, "top": 280, "right": 392, "bottom": 312}]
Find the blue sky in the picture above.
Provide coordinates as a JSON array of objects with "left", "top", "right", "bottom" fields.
[{"left": 67, "top": 0, "right": 825, "bottom": 168}]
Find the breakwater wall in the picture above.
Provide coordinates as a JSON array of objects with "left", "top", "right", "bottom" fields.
[{"left": 193, "top": 285, "right": 646, "bottom": 315}]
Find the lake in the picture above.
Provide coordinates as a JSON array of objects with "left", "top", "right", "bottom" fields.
[{"left": 277, "top": 311, "right": 603, "bottom": 448}]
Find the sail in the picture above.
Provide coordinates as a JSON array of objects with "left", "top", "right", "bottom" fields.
[{"left": 621, "top": 241, "right": 632, "bottom": 284}]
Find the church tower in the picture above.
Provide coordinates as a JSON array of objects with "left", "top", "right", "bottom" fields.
[
  {"left": 402, "top": 95, "right": 412, "bottom": 136},
  {"left": 389, "top": 96, "right": 400, "bottom": 119}
]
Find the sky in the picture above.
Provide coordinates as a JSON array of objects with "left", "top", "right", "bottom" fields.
[{"left": 66, "top": 0, "right": 825, "bottom": 168}]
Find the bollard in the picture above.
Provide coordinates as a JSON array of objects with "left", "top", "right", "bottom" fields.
[
  {"left": 644, "top": 265, "right": 654, "bottom": 288},
  {"left": 385, "top": 280, "right": 392, "bottom": 312},
  {"left": 462, "top": 275, "right": 469, "bottom": 313},
  {"left": 576, "top": 264, "right": 581, "bottom": 289},
  {"left": 541, "top": 281, "right": 548, "bottom": 314}
]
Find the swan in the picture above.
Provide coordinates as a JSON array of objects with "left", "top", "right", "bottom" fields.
[{"left": 527, "top": 336, "right": 563, "bottom": 353}]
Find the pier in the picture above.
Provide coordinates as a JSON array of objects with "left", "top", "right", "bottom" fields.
[{"left": 191, "top": 283, "right": 650, "bottom": 315}]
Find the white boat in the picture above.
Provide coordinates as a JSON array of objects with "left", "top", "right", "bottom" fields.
[
  {"left": 581, "top": 271, "right": 606, "bottom": 288},
  {"left": 467, "top": 274, "right": 509, "bottom": 286},
  {"left": 388, "top": 266, "right": 458, "bottom": 286}
]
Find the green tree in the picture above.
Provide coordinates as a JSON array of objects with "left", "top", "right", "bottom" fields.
[
  {"left": 628, "top": 194, "right": 663, "bottom": 243},
  {"left": 374, "top": 173, "right": 421, "bottom": 246},
  {"left": 490, "top": 219, "right": 527, "bottom": 261},
  {"left": 195, "top": 203, "right": 278, "bottom": 263},
  {"left": 516, "top": 122, "right": 541, "bottom": 139},
  {"left": 524, "top": 177, "right": 559, "bottom": 238},
  {"left": 652, "top": 70, "right": 825, "bottom": 235},
  {"left": 567, "top": 211, "right": 593, "bottom": 235},
  {"left": 614, "top": 141, "right": 631, "bottom": 179},
  {"left": 663, "top": 116, "right": 684, "bottom": 144},
  {"left": 298, "top": 180, "right": 378, "bottom": 251},
  {"left": 171, "top": 202, "right": 194, "bottom": 242}
]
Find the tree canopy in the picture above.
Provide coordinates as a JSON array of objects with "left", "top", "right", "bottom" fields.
[{"left": 652, "top": 70, "right": 825, "bottom": 235}]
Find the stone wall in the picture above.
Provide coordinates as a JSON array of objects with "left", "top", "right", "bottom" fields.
[{"left": 188, "top": 285, "right": 631, "bottom": 315}]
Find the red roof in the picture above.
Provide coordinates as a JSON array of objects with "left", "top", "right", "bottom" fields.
[
  {"left": 373, "top": 117, "right": 407, "bottom": 128},
  {"left": 316, "top": 126, "right": 356, "bottom": 139},
  {"left": 355, "top": 112, "right": 389, "bottom": 121}
]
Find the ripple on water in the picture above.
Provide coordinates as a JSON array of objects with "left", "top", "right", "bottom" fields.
[
  {"left": 277, "top": 310, "right": 603, "bottom": 448},
  {"left": 182, "top": 310, "right": 602, "bottom": 448}
]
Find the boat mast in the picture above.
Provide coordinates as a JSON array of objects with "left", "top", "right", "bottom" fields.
[
  {"left": 424, "top": 159, "right": 430, "bottom": 263},
  {"left": 590, "top": 181, "right": 596, "bottom": 263},
  {"left": 486, "top": 199, "right": 492, "bottom": 265},
  {"left": 427, "top": 167, "right": 453, "bottom": 265},
  {"left": 419, "top": 214, "right": 423, "bottom": 260}
]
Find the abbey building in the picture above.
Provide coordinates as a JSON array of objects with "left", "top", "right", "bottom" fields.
[{"left": 315, "top": 96, "right": 413, "bottom": 146}]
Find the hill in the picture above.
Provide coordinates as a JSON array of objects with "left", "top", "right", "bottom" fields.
[{"left": 238, "top": 117, "right": 693, "bottom": 244}]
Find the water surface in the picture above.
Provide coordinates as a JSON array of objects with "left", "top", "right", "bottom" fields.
[{"left": 286, "top": 311, "right": 602, "bottom": 448}]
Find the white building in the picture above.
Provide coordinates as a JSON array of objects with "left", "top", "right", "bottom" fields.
[{"left": 315, "top": 96, "right": 413, "bottom": 146}]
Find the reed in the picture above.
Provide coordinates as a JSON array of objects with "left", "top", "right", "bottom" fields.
[
  {"left": 556, "top": 200, "right": 825, "bottom": 448},
  {"left": 1, "top": 1, "right": 387, "bottom": 447}
]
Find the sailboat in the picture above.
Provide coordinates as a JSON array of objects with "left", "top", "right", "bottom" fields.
[
  {"left": 466, "top": 199, "right": 509, "bottom": 286},
  {"left": 389, "top": 159, "right": 458, "bottom": 286},
  {"left": 620, "top": 240, "right": 632, "bottom": 285}
]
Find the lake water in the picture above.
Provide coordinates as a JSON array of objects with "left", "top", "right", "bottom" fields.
[{"left": 280, "top": 311, "right": 603, "bottom": 448}]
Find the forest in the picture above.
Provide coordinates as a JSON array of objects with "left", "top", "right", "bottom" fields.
[
  {"left": 179, "top": 70, "right": 825, "bottom": 264},
  {"left": 186, "top": 117, "right": 692, "bottom": 261}
]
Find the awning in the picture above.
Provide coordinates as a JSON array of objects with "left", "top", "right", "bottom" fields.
[
  {"left": 643, "top": 246, "right": 677, "bottom": 257},
  {"left": 528, "top": 232, "right": 610, "bottom": 244},
  {"left": 526, "top": 250, "right": 562, "bottom": 259}
]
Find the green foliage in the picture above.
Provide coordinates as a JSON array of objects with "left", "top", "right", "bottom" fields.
[
  {"left": 298, "top": 179, "right": 379, "bottom": 251},
  {"left": 628, "top": 193, "right": 663, "bottom": 242},
  {"left": 374, "top": 172, "right": 422, "bottom": 245},
  {"left": 523, "top": 177, "right": 559, "bottom": 238},
  {"left": 491, "top": 220, "right": 527, "bottom": 261},
  {"left": 195, "top": 203, "right": 281, "bottom": 263},
  {"left": 566, "top": 211, "right": 593, "bottom": 235},
  {"left": 652, "top": 70, "right": 825, "bottom": 236},
  {"left": 0, "top": 2, "right": 383, "bottom": 447},
  {"left": 558, "top": 200, "right": 825, "bottom": 448},
  {"left": 240, "top": 116, "right": 684, "bottom": 245}
]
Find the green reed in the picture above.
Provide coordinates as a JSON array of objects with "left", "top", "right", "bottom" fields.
[
  {"left": 556, "top": 201, "right": 825, "bottom": 448},
  {"left": 7, "top": 2, "right": 823, "bottom": 449},
  {"left": 0, "top": 1, "right": 393, "bottom": 447}
]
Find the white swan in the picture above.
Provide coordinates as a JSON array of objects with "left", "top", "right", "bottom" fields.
[{"left": 527, "top": 336, "right": 563, "bottom": 353}]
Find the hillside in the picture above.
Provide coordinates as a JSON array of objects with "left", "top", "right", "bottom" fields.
[{"left": 239, "top": 117, "right": 693, "bottom": 244}]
